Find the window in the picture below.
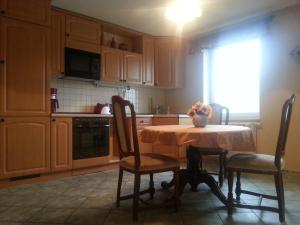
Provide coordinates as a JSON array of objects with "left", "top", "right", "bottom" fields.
[{"left": 204, "top": 38, "right": 261, "bottom": 120}]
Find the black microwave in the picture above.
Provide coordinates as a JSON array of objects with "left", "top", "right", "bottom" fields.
[{"left": 65, "top": 48, "right": 101, "bottom": 80}]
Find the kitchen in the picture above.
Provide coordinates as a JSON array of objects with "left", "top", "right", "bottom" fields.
[
  {"left": 0, "top": 0, "right": 300, "bottom": 224},
  {"left": 0, "top": 0, "right": 190, "bottom": 183}
]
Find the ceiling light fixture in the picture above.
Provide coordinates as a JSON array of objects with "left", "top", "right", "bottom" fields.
[{"left": 165, "top": 0, "right": 202, "bottom": 26}]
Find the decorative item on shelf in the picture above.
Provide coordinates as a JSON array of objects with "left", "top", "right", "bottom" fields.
[
  {"left": 110, "top": 37, "right": 117, "bottom": 48},
  {"left": 119, "top": 43, "right": 129, "bottom": 51},
  {"left": 187, "top": 101, "right": 212, "bottom": 127}
]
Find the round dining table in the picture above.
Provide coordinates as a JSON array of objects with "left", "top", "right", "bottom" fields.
[{"left": 141, "top": 124, "right": 256, "bottom": 205}]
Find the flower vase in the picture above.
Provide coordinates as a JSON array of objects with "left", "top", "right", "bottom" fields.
[{"left": 192, "top": 114, "right": 208, "bottom": 128}]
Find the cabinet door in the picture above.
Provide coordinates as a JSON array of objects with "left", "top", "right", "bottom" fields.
[
  {"left": 0, "top": 18, "right": 50, "bottom": 116},
  {"left": 0, "top": 117, "right": 50, "bottom": 178},
  {"left": 50, "top": 10, "right": 65, "bottom": 76},
  {"left": 123, "top": 52, "right": 142, "bottom": 84},
  {"left": 0, "top": 0, "right": 50, "bottom": 26},
  {"left": 154, "top": 38, "right": 175, "bottom": 87},
  {"left": 51, "top": 118, "right": 72, "bottom": 172},
  {"left": 101, "top": 47, "right": 123, "bottom": 82},
  {"left": 66, "top": 14, "right": 101, "bottom": 52},
  {"left": 142, "top": 36, "right": 154, "bottom": 85}
]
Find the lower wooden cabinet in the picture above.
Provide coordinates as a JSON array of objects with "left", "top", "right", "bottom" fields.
[
  {"left": 51, "top": 118, "right": 72, "bottom": 172},
  {"left": 0, "top": 117, "right": 50, "bottom": 179}
]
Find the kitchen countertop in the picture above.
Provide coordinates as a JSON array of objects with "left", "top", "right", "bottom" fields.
[{"left": 51, "top": 113, "right": 189, "bottom": 118}]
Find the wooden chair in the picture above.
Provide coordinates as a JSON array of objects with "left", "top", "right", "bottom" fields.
[
  {"left": 227, "top": 94, "right": 296, "bottom": 222},
  {"left": 112, "top": 95, "right": 180, "bottom": 221},
  {"left": 198, "top": 103, "right": 229, "bottom": 187}
]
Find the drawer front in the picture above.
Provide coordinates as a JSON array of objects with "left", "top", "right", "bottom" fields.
[{"left": 136, "top": 117, "right": 152, "bottom": 130}]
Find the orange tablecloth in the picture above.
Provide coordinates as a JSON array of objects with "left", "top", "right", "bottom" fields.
[{"left": 141, "top": 125, "right": 256, "bottom": 152}]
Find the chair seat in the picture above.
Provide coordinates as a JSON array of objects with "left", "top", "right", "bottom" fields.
[
  {"left": 227, "top": 153, "right": 283, "bottom": 172},
  {"left": 120, "top": 153, "right": 180, "bottom": 172}
]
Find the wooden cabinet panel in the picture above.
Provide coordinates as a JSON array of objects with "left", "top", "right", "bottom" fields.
[
  {"left": 154, "top": 37, "right": 174, "bottom": 87},
  {"left": 50, "top": 10, "right": 65, "bottom": 76},
  {"left": 142, "top": 36, "right": 154, "bottom": 85},
  {"left": 0, "top": 117, "right": 50, "bottom": 178},
  {"left": 0, "top": 18, "right": 50, "bottom": 116},
  {"left": 123, "top": 52, "right": 142, "bottom": 84},
  {"left": 101, "top": 47, "right": 123, "bottom": 82},
  {"left": 152, "top": 117, "right": 179, "bottom": 126},
  {"left": 66, "top": 15, "right": 101, "bottom": 45},
  {"left": 0, "top": 0, "right": 50, "bottom": 26},
  {"left": 51, "top": 118, "right": 72, "bottom": 172}
]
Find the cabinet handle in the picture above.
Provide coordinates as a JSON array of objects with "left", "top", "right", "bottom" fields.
[
  {"left": 52, "top": 119, "right": 56, "bottom": 122},
  {"left": 0, "top": 118, "right": 4, "bottom": 122},
  {"left": 0, "top": 10, "right": 5, "bottom": 14},
  {"left": 142, "top": 81, "right": 146, "bottom": 85},
  {"left": 119, "top": 79, "right": 123, "bottom": 82},
  {"left": 123, "top": 79, "right": 126, "bottom": 82},
  {"left": 66, "top": 33, "right": 70, "bottom": 37},
  {"left": 0, "top": 60, "right": 5, "bottom": 64}
]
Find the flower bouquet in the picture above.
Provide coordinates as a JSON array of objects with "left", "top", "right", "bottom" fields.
[{"left": 187, "top": 101, "right": 212, "bottom": 127}]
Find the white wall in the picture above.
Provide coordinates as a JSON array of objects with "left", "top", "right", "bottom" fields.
[
  {"left": 166, "top": 6, "right": 300, "bottom": 171},
  {"left": 258, "top": 6, "right": 300, "bottom": 171}
]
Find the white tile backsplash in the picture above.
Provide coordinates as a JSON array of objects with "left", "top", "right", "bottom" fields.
[{"left": 51, "top": 78, "right": 166, "bottom": 113}]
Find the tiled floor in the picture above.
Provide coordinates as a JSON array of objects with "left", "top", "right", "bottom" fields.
[{"left": 0, "top": 168, "right": 300, "bottom": 225}]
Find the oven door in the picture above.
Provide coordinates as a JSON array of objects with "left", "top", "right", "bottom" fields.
[{"left": 73, "top": 123, "right": 109, "bottom": 160}]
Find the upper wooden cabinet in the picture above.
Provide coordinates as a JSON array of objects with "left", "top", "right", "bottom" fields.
[
  {"left": 66, "top": 15, "right": 101, "bottom": 53},
  {"left": 101, "top": 46, "right": 123, "bottom": 82},
  {"left": 123, "top": 52, "right": 142, "bottom": 84},
  {"left": 50, "top": 10, "right": 65, "bottom": 76},
  {"left": 154, "top": 37, "right": 175, "bottom": 87},
  {"left": 0, "top": 0, "right": 50, "bottom": 26},
  {"left": 0, "top": 117, "right": 50, "bottom": 179},
  {"left": 154, "top": 37, "right": 185, "bottom": 88},
  {"left": 0, "top": 18, "right": 50, "bottom": 116},
  {"left": 142, "top": 36, "right": 154, "bottom": 86},
  {"left": 101, "top": 47, "right": 142, "bottom": 85},
  {"left": 51, "top": 117, "right": 72, "bottom": 172}
]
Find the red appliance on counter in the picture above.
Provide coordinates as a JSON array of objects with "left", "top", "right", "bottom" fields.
[
  {"left": 95, "top": 103, "right": 112, "bottom": 114},
  {"left": 51, "top": 88, "right": 59, "bottom": 113}
]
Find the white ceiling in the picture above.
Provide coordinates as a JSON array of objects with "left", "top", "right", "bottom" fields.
[{"left": 52, "top": 0, "right": 300, "bottom": 39}]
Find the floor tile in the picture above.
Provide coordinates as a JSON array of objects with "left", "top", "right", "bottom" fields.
[
  {"left": 0, "top": 207, "right": 41, "bottom": 222},
  {"left": 28, "top": 208, "right": 74, "bottom": 223},
  {"left": 46, "top": 195, "right": 86, "bottom": 208},
  {"left": 66, "top": 208, "right": 110, "bottom": 225},
  {"left": 218, "top": 212, "right": 264, "bottom": 225}
]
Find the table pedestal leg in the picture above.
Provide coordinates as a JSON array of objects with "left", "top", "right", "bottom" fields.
[{"left": 161, "top": 145, "right": 227, "bottom": 206}]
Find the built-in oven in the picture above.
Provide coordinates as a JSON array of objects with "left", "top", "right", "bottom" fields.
[{"left": 73, "top": 117, "right": 110, "bottom": 160}]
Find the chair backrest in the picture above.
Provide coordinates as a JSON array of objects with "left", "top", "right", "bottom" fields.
[
  {"left": 111, "top": 95, "right": 140, "bottom": 168},
  {"left": 208, "top": 103, "right": 229, "bottom": 125},
  {"left": 275, "top": 94, "right": 296, "bottom": 169}
]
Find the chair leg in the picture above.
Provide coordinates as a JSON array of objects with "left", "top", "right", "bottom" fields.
[
  {"left": 219, "top": 153, "right": 224, "bottom": 187},
  {"left": 275, "top": 172, "right": 285, "bottom": 222},
  {"left": 116, "top": 167, "right": 123, "bottom": 208},
  {"left": 199, "top": 154, "right": 203, "bottom": 170},
  {"left": 235, "top": 171, "right": 241, "bottom": 202},
  {"left": 149, "top": 173, "right": 155, "bottom": 199},
  {"left": 227, "top": 169, "right": 234, "bottom": 215},
  {"left": 133, "top": 173, "right": 141, "bottom": 221},
  {"left": 174, "top": 170, "right": 179, "bottom": 212},
  {"left": 224, "top": 151, "right": 228, "bottom": 178}
]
